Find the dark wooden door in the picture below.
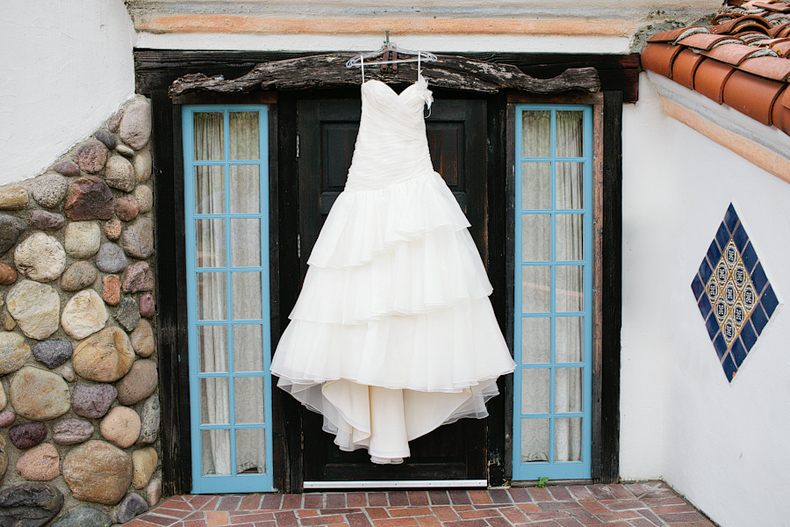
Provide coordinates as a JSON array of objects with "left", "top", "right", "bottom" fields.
[{"left": 297, "top": 95, "right": 489, "bottom": 482}]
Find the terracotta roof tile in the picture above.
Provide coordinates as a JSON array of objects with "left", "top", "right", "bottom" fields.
[{"left": 642, "top": 0, "right": 790, "bottom": 139}]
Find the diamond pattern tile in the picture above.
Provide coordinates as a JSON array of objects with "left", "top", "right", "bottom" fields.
[{"left": 692, "top": 204, "right": 778, "bottom": 382}]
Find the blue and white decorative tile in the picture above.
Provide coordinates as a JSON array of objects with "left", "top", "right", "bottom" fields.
[{"left": 691, "top": 203, "right": 779, "bottom": 382}]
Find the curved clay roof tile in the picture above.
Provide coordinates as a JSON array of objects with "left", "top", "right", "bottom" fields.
[
  {"left": 739, "top": 55, "right": 790, "bottom": 80},
  {"left": 771, "top": 21, "right": 790, "bottom": 37},
  {"left": 711, "top": 14, "right": 774, "bottom": 34}
]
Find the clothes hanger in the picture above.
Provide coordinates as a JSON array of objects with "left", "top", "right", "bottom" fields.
[{"left": 345, "top": 31, "right": 438, "bottom": 71}]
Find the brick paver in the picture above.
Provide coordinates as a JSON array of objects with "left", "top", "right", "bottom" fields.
[{"left": 123, "top": 482, "right": 715, "bottom": 527}]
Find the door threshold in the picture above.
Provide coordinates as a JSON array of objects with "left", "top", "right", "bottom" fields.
[{"left": 304, "top": 479, "right": 487, "bottom": 490}]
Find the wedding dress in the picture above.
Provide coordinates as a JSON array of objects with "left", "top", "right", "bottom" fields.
[{"left": 270, "top": 71, "right": 516, "bottom": 464}]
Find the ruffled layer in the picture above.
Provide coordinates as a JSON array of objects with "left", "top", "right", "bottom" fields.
[
  {"left": 309, "top": 171, "right": 470, "bottom": 268},
  {"left": 272, "top": 297, "right": 515, "bottom": 393},
  {"left": 291, "top": 226, "right": 492, "bottom": 324}
]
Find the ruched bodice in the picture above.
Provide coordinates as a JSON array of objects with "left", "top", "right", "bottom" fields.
[
  {"left": 345, "top": 77, "right": 435, "bottom": 190},
  {"left": 270, "top": 74, "right": 515, "bottom": 464}
]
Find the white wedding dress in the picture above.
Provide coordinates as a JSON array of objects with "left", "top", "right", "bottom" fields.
[{"left": 270, "top": 73, "right": 516, "bottom": 464}]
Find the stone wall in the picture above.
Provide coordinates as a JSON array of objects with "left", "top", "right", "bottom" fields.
[{"left": 0, "top": 95, "right": 159, "bottom": 526}]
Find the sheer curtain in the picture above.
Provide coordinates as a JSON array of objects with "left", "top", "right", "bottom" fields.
[
  {"left": 520, "top": 110, "right": 584, "bottom": 464},
  {"left": 195, "top": 111, "right": 266, "bottom": 476}
]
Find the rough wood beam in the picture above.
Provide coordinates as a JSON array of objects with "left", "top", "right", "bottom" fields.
[{"left": 169, "top": 53, "right": 601, "bottom": 97}]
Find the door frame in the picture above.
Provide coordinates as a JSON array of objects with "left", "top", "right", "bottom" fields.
[{"left": 145, "top": 50, "right": 628, "bottom": 494}]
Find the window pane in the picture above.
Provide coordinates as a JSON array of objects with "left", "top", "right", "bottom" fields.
[
  {"left": 230, "top": 219, "right": 261, "bottom": 267},
  {"left": 555, "top": 368, "right": 583, "bottom": 413},
  {"left": 521, "top": 418, "right": 550, "bottom": 462},
  {"left": 233, "top": 325, "right": 264, "bottom": 372},
  {"left": 522, "top": 266, "right": 551, "bottom": 313},
  {"left": 232, "top": 272, "right": 262, "bottom": 320},
  {"left": 195, "top": 219, "right": 226, "bottom": 268},
  {"left": 200, "top": 378, "right": 229, "bottom": 424},
  {"left": 556, "top": 266, "right": 583, "bottom": 312},
  {"left": 198, "top": 325, "right": 228, "bottom": 372},
  {"left": 229, "top": 112, "right": 260, "bottom": 160},
  {"left": 195, "top": 165, "right": 225, "bottom": 214},
  {"left": 236, "top": 429, "right": 266, "bottom": 474},
  {"left": 201, "top": 429, "right": 231, "bottom": 475},
  {"left": 522, "top": 317, "right": 550, "bottom": 364},
  {"left": 556, "top": 214, "right": 583, "bottom": 261},
  {"left": 556, "top": 317, "right": 583, "bottom": 363},
  {"left": 197, "top": 272, "right": 226, "bottom": 321},
  {"left": 229, "top": 165, "right": 260, "bottom": 214},
  {"left": 522, "top": 214, "right": 550, "bottom": 262},
  {"left": 522, "top": 111, "right": 550, "bottom": 158},
  {"left": 234, "top": 377, "right": 265, "bottom": 424},
  {"left": 194, "top": 112, "right": 224, "bottom": 161},
  {"left": 521, "top": 368, "right": 550, "bottom": 414},
  {"left": 522, "top": 162, "right": 551, "bottom": 209},
  {"left": 555, "top": 417, "right": 582, "bottom": 462},
  {"left": 556, "top": 111, "right": 583, "bottom": 157},
  {"left": 556, "top": 163, "right": 583, "bottom": 209}
]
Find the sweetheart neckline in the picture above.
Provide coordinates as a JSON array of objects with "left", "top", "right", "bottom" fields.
[{"left": 362, "top": 76, "right": 426, "bottom": 97}]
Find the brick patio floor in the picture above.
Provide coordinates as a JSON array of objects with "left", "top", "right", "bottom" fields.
[{"left": 122, "top": 482, "right": 716, "bottom": 527}]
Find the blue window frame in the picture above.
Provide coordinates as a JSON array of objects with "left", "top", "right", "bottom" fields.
[
  {"left": 513, "top": 104, "right": 593, "bottom": 481},
  {"left": 182, "top": 105, "right": 273, "bottom": 493}
]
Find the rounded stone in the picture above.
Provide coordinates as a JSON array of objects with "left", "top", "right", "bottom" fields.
[
  {"left": 102, "top": 275, "right": 121, "bottom": 306},
  {"left": 0, "top": 186, "right": 29, "bottom": 211},
  {"left": 71, "top": 383, "right": 117, "bottom": 419},
  {"left": 64, "top": 175, "right": 115, "bottom": 221},
  {"left": 10, "top": 366, "right": 71, "bottom": 421},
  {"left": 109, "top": 109, "right": 125, "bottom": 133},
  {"left": 140, "top": 293, "right": 155, "bottom": 318},
  {"left": 134, "top": 184, "right": 153, "bottom": 213},
  {"left": 1, "top": 312, "right": 14, "bottom": 331},
  {"left": 137, "top": 395, "right": 160, "bottom": 445},
  {"left": 52, "top": 161, "right": 80, "bottom": 178},
  {"left": 116, "top": 492, "right": 148, "bottom": 524},
  {"left": 0, "top": 332, "right": 32, "bottom": 375},
  {"left": 95, "top": 129, "right": 116, "bottom": 150},
  {"left": 0, "top": 434, "right": 6, "bottom": 480},
  {"left": 72, "top": 327, "right": 134, "bottom": 382},
  {"left": 114, "top": 297, "right": 140, "bottom": 332},
  {"left": 100, "top": 406, "right": 141, "bottom": 448},
  {"left": 117, "top": 359, "right": 157, "bottom": 406},
  {"left": 116, "top": 195, "right": 140, "bottom": 222},
  {"left": 60, "top": 261, "right": 98, "bottom": 292},
  {"left": 7, "top": 280, "right": 60, "bottom": 339},
  {"left": 32, "top": 339, "right": 73, "bottom": 369},
  {"left": 9, "top": 422, "right": 47, "bottom": 449},
  {"left": 14, "top": 233, "right": 66, "bottom": 282},
  {"left": 0, "top": 262, "right": 17, "bottom": 285},
  {"left": 64, "top": 221, "right": 101, "bottom": 258},
  {"left": 134, "top": 150, "right": 153, "bottom": 183},
  {"left": 146, "top": 477, "right": 162, "bottom": 507},
  {"left": 95, "top": 242, "right": 127, "bottom": 274},
  {"left": 53, "top": 418, "right": 95, "bottom": 446},
  {"left": 104, "top": 218, "right": 122, "bottom": 240},
  {"left": 123, "top": 261, "right": 154, "bottom": 293},
  {"left": 104, "top": 155, "right": 135, "bottom": 192},
  {"left": 121, "top": 217, "right": 154, "bottom": 259},
  {"left": 0, "top": 214, "right": 26, "bottom": 256},
  {"left": 132, "top": 447, "right": 157, "bottom": 489},
  {"left": 60, "top": 365, "right": 77, "bottom": 382},
  {"left": 0, "top": 411, "right": 15, "bottom": 428},
  {"left": 63, "top": 440, "right": 133, "bottom": 505},
  {"left": 50, "top": 506, "right": 113, "bottom": 527},
  {"left": 29, "top": 210, "right": 65, "bottom": 231},
  {"left": 16, "top": 443, "right": 60, "bottom": 481},
  {"left": 31, "top": 173, "right": 68, "bottom": 208},
  {"left": 61, "top": 289, "right": 108, "bottom": 340},
  {"left": 0, "top": 482, "right": 64, "bottom": 526},
  {"left": 0, "top": 383, "right": 5, "bottom": 411},
  {"left": 119, "top": 98, "right": 152, "bottom": 150},
  {"left": 116, "top": 144, "right": 135, "bottom": 157},
  {"left": 131, "top": 319, "right": 154, "bottom": 357},
  {"left": 74, "top": 141, "right": 108, "bottom": 174}
]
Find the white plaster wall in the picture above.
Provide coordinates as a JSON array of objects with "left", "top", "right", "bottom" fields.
[
  {"left": 622, "top": 72, "right": 790, "bottom": 526},
  {"left": 0, "top": 0, "right": 136, "bottom": 185}
]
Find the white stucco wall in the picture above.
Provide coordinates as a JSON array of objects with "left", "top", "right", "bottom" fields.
[
  {"left": 0, "top": 0, "right": 136, "bottom": 185},
  {"left": 622, "top": 73, "right": 790, "bottom": 526}
]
